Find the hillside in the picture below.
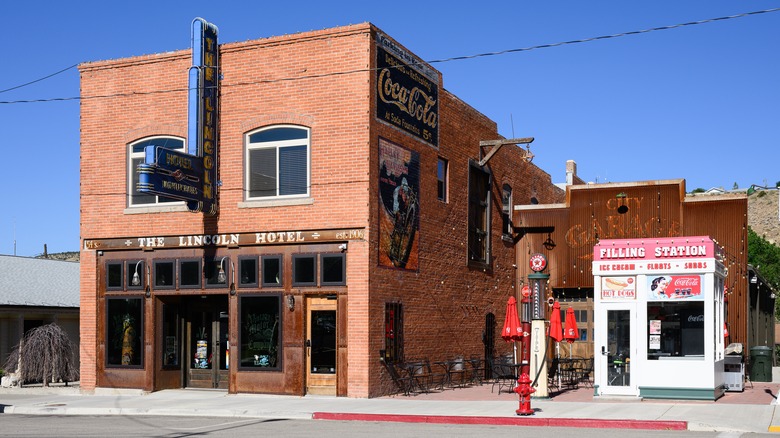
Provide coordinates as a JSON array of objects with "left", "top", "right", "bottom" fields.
[{"left": 748, "top": 190, "right": 780, "bottom": 246}]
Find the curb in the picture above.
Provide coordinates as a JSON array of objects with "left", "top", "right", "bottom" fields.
[{"left": 312, "top": 412, "right": 688, "bottom": 430}]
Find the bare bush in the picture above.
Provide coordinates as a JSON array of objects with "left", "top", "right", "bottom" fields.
[{"left": 2, "top": 323, "right": 79, "bottom": 386}]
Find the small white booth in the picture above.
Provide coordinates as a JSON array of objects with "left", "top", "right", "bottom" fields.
[{"left": 592, "top": 236, "right": 727, "bottom": 400}]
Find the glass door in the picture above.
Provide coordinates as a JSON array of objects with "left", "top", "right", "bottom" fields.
[
  {"left": 598, "top": 304, "right": 636, "bottom": 395},
  {"left": 306, "top": 297, "right": 337, "bottom": 395}
]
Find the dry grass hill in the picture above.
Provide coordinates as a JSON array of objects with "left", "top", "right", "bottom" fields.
[{"left": 748, "top": 189, "right": 780, "bottom": 246}]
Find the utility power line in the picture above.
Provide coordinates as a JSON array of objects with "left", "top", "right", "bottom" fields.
[{"left": 1, "top": 7, "right": 778, "bottom": 105}]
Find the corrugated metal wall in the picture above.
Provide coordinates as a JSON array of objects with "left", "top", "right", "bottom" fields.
[
  {"left": 515, "top": 180, "right": 753, "bottom": 349},
  {"left": 682, "top": 196, "right": 749, "bottom": 348}
]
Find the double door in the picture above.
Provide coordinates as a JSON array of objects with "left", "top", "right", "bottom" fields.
[{"left": 187, "top": 296, "right": 229, "bottom": 389}]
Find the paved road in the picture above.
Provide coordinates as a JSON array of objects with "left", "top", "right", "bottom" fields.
[{"left": 0, "top": 415, "right": 747, "bottom": 438}]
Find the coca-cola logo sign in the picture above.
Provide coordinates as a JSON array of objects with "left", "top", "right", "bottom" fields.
[
  {"left": 647, "top": 275, "right": 704, "bottom": 300},
  {"left": 687, "top": 315, "right": 704, "bottom": 322},
  {"left": 672, "top": 277, "right": 700, "bottom": 288}
]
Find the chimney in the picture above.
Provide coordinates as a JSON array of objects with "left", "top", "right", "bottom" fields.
[{"left": 566, "top": 160, "right": 577, "bottom": 186}]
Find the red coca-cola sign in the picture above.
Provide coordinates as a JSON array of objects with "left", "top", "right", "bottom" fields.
[
  {"left": 667, "top": 275, "right": 701, "bottom": 298},
  {"left": 648, "top": 275, "right": 703, "bottom": 300}
]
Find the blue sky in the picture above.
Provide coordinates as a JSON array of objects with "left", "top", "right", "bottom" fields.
[{"left": 2, "top": 1, "right": 779, "bottom": 257}]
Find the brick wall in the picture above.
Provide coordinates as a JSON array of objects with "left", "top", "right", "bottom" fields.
[{"left": 79, "top": 23, "right": 562, "bottom": 397}]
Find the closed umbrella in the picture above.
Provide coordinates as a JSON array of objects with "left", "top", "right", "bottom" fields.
[
  {"left": 548, "top": 301, "right": 563, "bottom": 342},
  {"left": 548, "top": 301, "right": 563, "bottom": 388},
  {"left": 502, "top": 296, "right": 522, "bottom": 342},
  {"left": 564, "top": 307, "right": 579, "bottom": 359},
  {"left": 501, "top": 296, "right": 522, "bottom": 370}
]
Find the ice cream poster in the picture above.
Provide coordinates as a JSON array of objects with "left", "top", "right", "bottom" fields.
[
  {"left": 647, "top": 275, "right": 703, "bottom": 300},
  {"left": 600, "top": 276, "right": 636, "bottom": 299}
]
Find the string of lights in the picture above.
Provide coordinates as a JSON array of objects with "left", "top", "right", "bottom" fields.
[{"left": 1, "top": 7, "right": 777, "bottom": 105}]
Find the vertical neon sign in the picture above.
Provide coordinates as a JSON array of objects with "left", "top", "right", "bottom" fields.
[{"left": 187, "top": 18, "right": 219, "bottom": 215}]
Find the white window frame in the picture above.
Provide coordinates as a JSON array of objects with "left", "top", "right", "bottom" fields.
[
  {"left": 244, "top": 125, "right": 311, "bottom": 202},
  {"left": 126, "top": 136, "right": 187, "bottom": 212}
]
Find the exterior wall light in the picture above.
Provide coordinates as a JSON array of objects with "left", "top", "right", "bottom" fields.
[
  {"left": 286, "top": 294, "right": 295, "bottom": 311},
  {"left": 131, "top": 260, "right": 143, "bottom": 286},
  {"left": 217, "top": 256, "right": 228, "bottom": 284}
]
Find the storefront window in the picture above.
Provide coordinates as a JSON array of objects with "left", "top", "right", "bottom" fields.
[
  {"left": 292, "top": 254, "right": 316, "bottom": 286},
  {"left": 106, "top": 297, "right": 144, "bottom": 367},
  {"left": 154, "top": 261, "right": 175, "bottom": 289},
  {"left": 262, "top": 256, "right": 282, "bottom": 287},
  {"left": 126, "top": 260, "right": 145, "bottom": 290},
  {"left": 106, "top": 262, "right": 123, "bottom": 290},
  {"left": 205, "top": 256, "right": 230, "bottom": 287},
  {"left": 647, "top": 301, "right": 705, "bottom": 359},
  {"left": 321, "top": 253, "right": 345, "bottom": 285},
  {"left": 179, "top": 259, "right": 201, "bottom": 288},
  {"left": 239, "top": 296, "right": 281, "bottom": 370},
  {"left": 239, "top": 257, "right": 258, "bottom": 287}
]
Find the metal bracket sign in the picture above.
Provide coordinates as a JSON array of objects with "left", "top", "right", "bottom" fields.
[
  {"left": 136, "top": 17, "right": 219, "bottom": 215},
  {"left": 137, "top": 146, "right": 203, "bottom": 201}
]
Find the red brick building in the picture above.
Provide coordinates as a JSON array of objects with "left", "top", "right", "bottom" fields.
[{"left": 79, "top": 23, "right": 562, "bottom": 397}]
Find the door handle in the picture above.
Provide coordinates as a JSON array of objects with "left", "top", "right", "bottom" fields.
[
  {"left": 305, "top": 339, "right": 311, "bottom": 357},
  {"left": 601, "top": 346, "right": 608, "bottom": 356}
]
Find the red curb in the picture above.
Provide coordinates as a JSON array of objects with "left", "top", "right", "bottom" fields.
[{"left": 312, "top": 412, "right": 688, "bottom": 430}]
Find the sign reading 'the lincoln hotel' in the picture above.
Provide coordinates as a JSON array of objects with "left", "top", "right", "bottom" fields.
[{"left": 376, "top": 33, "right": 439, "bottom": 148}]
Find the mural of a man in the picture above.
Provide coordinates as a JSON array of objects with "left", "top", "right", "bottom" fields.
[{"left": 378, "top": 139, "right": 419, "bottom": 270}]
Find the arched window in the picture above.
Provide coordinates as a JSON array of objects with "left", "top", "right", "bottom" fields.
[
  {"left": 127, "top": 136, "right": 186, "bottom": 207},
  {"left": 245, "top": 126, "right": 310, "bottom": 200}
]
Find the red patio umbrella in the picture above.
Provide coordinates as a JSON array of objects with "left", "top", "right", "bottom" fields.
[
  {"left": 564, "top": 307, "right": 579, "bottom": 360},
  {"left": 501, "top": 296, "right": 522, "bottom": 342},
  {"left": 501, "top": 296, "right": 522, "bottom": 379},
  {"left": 548, "top": 301, "right": 563, "bottom": 343},
  {"left": 564, "top": 307, "right": 579, "bottom": 343},
  {"left": 549, "top": 300, "right": 563, "bottom": 388}
]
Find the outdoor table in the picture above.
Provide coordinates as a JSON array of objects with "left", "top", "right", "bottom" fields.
[{"left": 436, "top": 359, "right": 469, "bottom": 388}]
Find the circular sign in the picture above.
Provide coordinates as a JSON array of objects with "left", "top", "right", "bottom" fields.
[
  {"left": 521, "top": 285, "right": 531, "bottom": 298},
  {"left": 529, "top": 253, "right": 547, "bottom": 272}
]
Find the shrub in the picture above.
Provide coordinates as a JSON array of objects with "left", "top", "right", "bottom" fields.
[{"left": 2, "top": 323, "right": 79, "bottom": 385}]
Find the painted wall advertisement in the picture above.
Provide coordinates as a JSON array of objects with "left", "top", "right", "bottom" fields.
[
  {"left": 378, "top": 138, "right": 419, "bottom": 270},
  {"left": 601, "top": 276, "right": 636, "bottom": 299},
  {"left": 647, "top": 275, "right": 703, "bottom": 300},
  {"left": 376, "top": 33, "right": 439, "bottom": 148}
]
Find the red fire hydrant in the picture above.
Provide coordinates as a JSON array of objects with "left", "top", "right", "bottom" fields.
[{"left": 514, "top": 372, "right": 535, "bottom": 416}]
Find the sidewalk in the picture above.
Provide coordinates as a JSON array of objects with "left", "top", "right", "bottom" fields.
[{"left": 1, "top": 381, "right": 779, "bottom": 433}]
